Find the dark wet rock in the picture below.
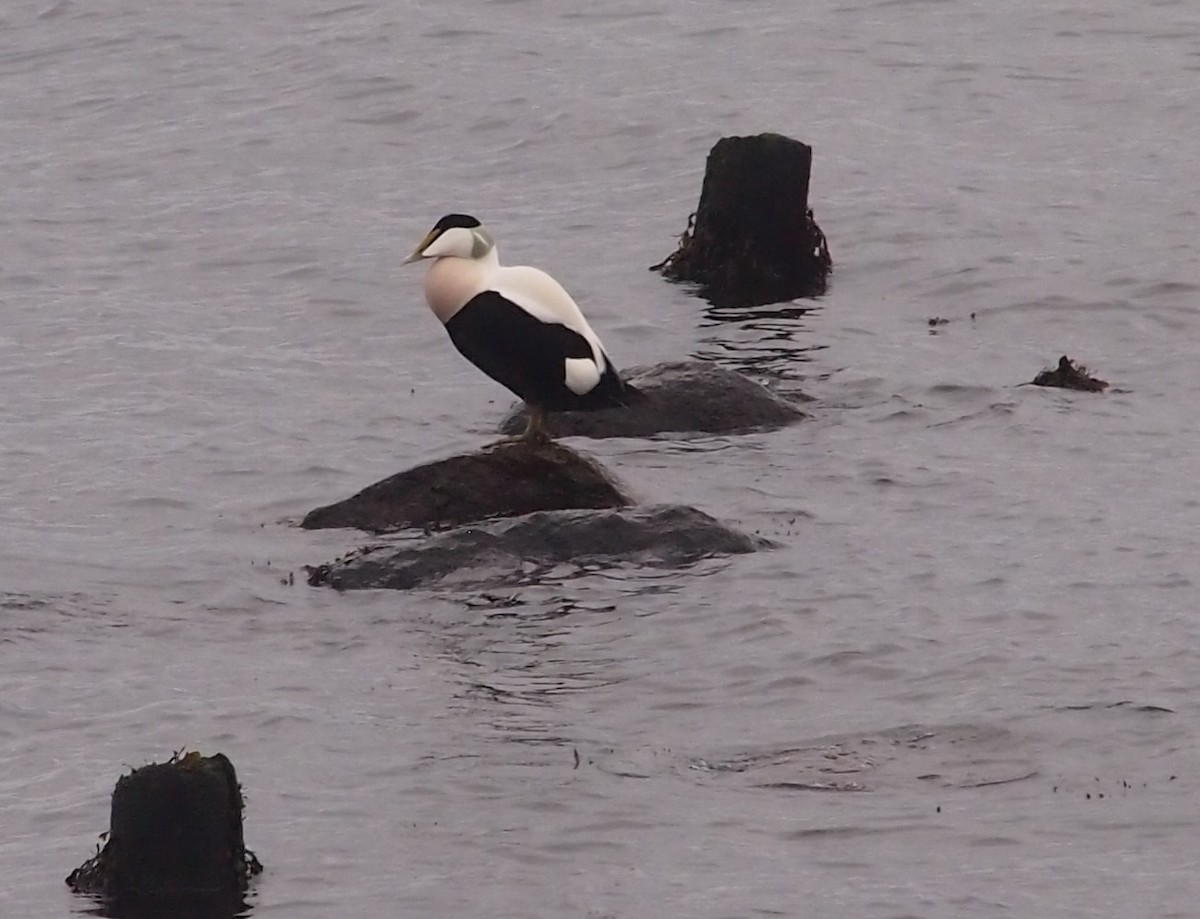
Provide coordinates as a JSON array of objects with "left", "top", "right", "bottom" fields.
[
  {"left": 1032, "top": 355, "right": 1108, "bottom": 392},
  {"left": 67, "top": 751, "right": 262, "bottom": 907},
  {"left": 301, "top": 439, "right": 630, "bottom": 533},
  {"left": 499, "top": 360, "right": 808, "bottom": 439},
  {"left": 306, "top": 504, "right": 771, "bottom": 591},
  {"left": 652, "top": 133, "right": 831, "bottom": 307}
]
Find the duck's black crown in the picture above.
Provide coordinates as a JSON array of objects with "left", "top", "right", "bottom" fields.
[{"left": 434, "top": 214, "right": 482, "bottom": 231}]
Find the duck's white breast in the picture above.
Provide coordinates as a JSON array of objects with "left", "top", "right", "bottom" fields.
[{"left": 423, "top": 257, "right": 491, "bottom": 324}]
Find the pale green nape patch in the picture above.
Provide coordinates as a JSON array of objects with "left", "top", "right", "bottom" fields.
[{"left": 470, "top": 228, "right": 495, "bottom": 259}]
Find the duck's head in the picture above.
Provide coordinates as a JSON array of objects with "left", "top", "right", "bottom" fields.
[{"left": 403, "top": 214, "right": 495, "bottom": 263}]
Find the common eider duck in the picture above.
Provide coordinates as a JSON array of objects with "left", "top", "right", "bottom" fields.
[{"left": 404, "top": 214, "right": 636, "bottom": 440}]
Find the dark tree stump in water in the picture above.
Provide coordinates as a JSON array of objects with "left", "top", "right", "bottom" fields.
[
  {"left": 302, "top": 438, "right": 630, "bottom": 533},
  {"left": 1032, "top": 355, "right": 1108, "bottom": 392},
  {"left": 66, "top": 752, "right": 262, "bottom": 907},
  {"left": 653, "top": 133, "right": 831, "bottom": 307}
]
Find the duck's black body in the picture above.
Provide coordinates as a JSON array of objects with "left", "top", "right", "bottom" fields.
[{"left": 445, "top": 291, "right": 631, "bottom": 412}]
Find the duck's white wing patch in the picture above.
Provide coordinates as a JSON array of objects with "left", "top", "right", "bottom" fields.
[{"left": 564, "top": 356, "right": 602, "bottom": 395}]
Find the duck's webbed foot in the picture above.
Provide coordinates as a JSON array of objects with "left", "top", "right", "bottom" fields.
[{"left": 520, "top": 405, "right": 552, "bottom": 443}]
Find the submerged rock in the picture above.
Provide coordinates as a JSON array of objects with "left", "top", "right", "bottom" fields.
[
  {"left": 499, "top": 360, "right": 808, "bottom": 439},
  {"left": 305, "top": 504, "right": 771, "bottom": 591},
  {"left": 301, "top": 438, "right": 630, "bottom": 533},
  {"left": 1032, "top": 355, "right": 1108, "bottom": 392},
  {"left": 621, "top": 723, "right": 1038, "bottom": 794}
]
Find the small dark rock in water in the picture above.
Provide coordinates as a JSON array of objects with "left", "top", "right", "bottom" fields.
[
  {"left": 652, "top": 132, "right": 831, "bottom": 307},
  {"left": 306, "top": 504, "right": 772, "bottom": 591},
  {"left": 1032, "top": 355, "right": 1109, "bottom": 392},
  {"left": 302, "top": 438, "right": 629, "bottom": 533},
  {"left": 67, "top": 751, "right": 262, "bottom": 907},
  {"left": 499, "top": 360, "right": 808, "bottom": 439}
]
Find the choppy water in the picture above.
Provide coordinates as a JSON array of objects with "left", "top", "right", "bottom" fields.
[{"left": 3, "top": 0, "right": 1199, "bottom": 916}]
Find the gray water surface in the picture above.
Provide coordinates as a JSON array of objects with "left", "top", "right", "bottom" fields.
[{"left": 3, "top": 1, "right": 1199, "bottom": 916}]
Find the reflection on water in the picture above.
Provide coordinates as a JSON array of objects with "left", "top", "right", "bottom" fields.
[
  {"left": 438, "top": 580, "right": 693, "bottom": 749},
  {"left": 693, "top": 300, "right": 825, "bottom": 383},
  {"left": 74, "top": 891, "right": 255, "bottom": 919}
]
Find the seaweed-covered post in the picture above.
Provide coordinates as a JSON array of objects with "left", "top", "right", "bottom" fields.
[
  {"left": 653, "top": 132, "right": 831, "bottom": 307},
  {"left": 67, "top": 751, "right": 262, "bottom": 909}
]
